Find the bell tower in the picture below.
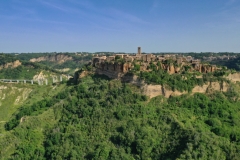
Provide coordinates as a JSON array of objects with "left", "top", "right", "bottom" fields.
[{"left": 138, "top": 47, "right": 141, "bottom": 55}]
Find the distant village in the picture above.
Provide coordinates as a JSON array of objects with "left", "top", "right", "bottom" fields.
[
  {"left": 203, "top": 54, "right": 237, "bottom": 61},
  {"left": 90, "top": 47, "right": 221, "bottom": 79},
  {"left": 92, "top": 47, "right": 200, "bottom": 64}
]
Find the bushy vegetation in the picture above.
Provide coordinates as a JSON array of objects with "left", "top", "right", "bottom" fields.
[
  {"left": 1, "top": 53, "right": 240, "bottom": 159},
  {"left": 0, "top": 54, "right": 17, "bottom": 65},
  {"left": 135, "top": 62, "right": 230, "bottom": 92},
  {"left": 211, "top": 56, "right": 240, "bottom": 71},
  {"left": 19, "top": 53, "right": 92, "bottom": 72},
  {"left": 4, "top": 83, "right": 70, "bottom": 130},
  {"left": 0, "top": 62, "right": 60, "bottom": 79},
  {"left": 1, "top": 75, "right": 240, "bottom": 159},
  {"left": 139, "top": 69, "right": 204, "bottom": 92}
]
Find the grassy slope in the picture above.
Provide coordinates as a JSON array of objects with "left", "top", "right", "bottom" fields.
[
  {"left": 0, "top": 82, "right": 66, "bottom": 131},
  {"left": 0, "top": 82, "right": 67, "bottom": 158},
  {"left": 0, "top": 83, "right": 32, "bottom": 132}
]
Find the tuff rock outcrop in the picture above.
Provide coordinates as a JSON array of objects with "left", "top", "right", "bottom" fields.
[
  {"left": 0, "top": 60, "right": 21, "bottom": 70},
  {"left": 30, "top": 54, "right": 72, "bottom": 64}
]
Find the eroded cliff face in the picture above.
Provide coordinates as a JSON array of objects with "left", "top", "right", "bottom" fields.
[
  {"left": 141, "top": 85, "right": 185, "bottom": 98},
  {"left": 84, "top": 60, "right": 234, "bottom": 98},
  {"left": 33, "top": 71, "right": 46, "bottom": 81},
  {"left": 226, "top": 73, "right": 240, "bottom": 83},
  {"left": 122, "top": 75, "right": 230, "bottom": 98},
  {"left": 30, "top": 54, "right": 72, "bottom": 64},
  {"left": 139, "top": 62, "right": 217, "bottom": 74},
  {"left": 94, "top": 60, "right": 218, "bottom": 80},
  {"left": 95, "top": 62, "right": 132, "bottom": 79},
  {"left": 79, "top": 67, "right": 232, "bottom": 99},
  {"left": 0, "top": 86, "right": 32, "bottom": 103},
  {"left": 0, "top": 84, "right": 32, "bottom": 124},
  {"left": 122, "top": 75, "right": 145, "bottom": 86},
  {"left": 0, "top": 60, "right": 21, "bottom": 70},
  {"left": 141, "top": 82, "right": 229, "bottom": 98}
]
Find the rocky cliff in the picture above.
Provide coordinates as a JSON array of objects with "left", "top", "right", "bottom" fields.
[
  {"left": 95, "top": 62, "right": 132, "bottom": 79},
  {"left": 141, "top": 82, "right": 229, "bottom": 98},
  {"left": 226, "top": 73, "right": 240, "bottom": 83},
  {"left": 95, "top": 60, "right": 218, "bottom": 79},
  {"left": 0, "top": 60, "right": 21, "bottom": 70},
  {"left": 122, "top": 74, "right": 230, "bottom": 98},
  {"left": 30, "top": 54, "right": 72, "bottom": 64},
  {"left": 79, "top": 68, "right": 232, "bottom": 99}
]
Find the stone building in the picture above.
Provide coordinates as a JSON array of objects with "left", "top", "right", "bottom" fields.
[
  {"left": 141, "top": 54, "right": 153, "bottom": 62},
  {"left": 138, "top": 47, "right": 141, "bottom": 55}
]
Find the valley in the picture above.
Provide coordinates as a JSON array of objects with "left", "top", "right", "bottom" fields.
[{"left": 0, "top": 52, "right": 240, "bottom": 159}]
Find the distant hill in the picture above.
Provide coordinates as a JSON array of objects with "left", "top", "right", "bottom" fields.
[
  {"left": 0, "top": 53, "right": 93, "bottom": 80},
  {"left": 17, "top": 53, "right": 93, "bottom": 74},
  {"left": 210, "top": 56, "right": 240, "bottom": 71}
]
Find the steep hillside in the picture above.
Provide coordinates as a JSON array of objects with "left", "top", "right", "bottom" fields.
[
  {"left": 1, "top": 75, "right": 240, "bottom": 159},
  {"left": 80, "top": 62, "right": 237, "bottom": 99},
  {"left": 0, "top": 54, "right": 17, "bottom": 66},
  {"left": 0, "top": 60, "right": 21, "bottom": 70},
  {"left": 1, "top": 53, "right": 240, "bottom": 159},
  {"left": 0, "top": 82, "right": 68, "bottom": 158},
  {"left": 0, "top": 83, "right": 67, "bottom": 132},
  {"left": 0, "top": 61, "right": 70, "bottom": 84},
  {"left": 0, "top": 84, "right": 32, "bottom": 133},
  {"left": 120, "top": 74, "right": 234, "bottom": 98}
]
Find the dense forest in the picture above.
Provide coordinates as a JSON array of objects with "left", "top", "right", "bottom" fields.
[
  {"left": 1, "top": 53, "right": 240, "bottom": 159},
  {"left": 0, "top": 54, "right": 17, "bottom": 65},
  {"left": 210, "top": 56, "right": 240, "bottom": 71},
  {"left": 1, "top": 75, "right": 240, "bottom": 159}
]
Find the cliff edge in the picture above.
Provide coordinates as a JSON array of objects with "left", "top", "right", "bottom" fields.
[{"left": 30, "top": 54, "right": 72, "bottom": 64}]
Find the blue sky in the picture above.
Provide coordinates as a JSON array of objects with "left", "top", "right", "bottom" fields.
[{"left": 0, "top": 0, "right": 240, "bottom": 53}]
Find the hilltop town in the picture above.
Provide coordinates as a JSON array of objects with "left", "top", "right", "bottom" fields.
[{"left": 91, "top": 47, "right": 219, "bottom": 79}]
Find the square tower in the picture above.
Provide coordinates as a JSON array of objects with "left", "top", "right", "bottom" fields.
[{"left": 138, "top": 47, "right": 141, "bottom": 55}]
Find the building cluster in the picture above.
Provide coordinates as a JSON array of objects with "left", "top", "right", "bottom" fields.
[
  {"left": 203, "top": 55, "right": 237, "bottom": 61},
  {"left": 90, "top": 47, "right": 220, "bottom": 78},
  {"left": 92, "top": 47, "right": 201, "bottom": 66}
]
